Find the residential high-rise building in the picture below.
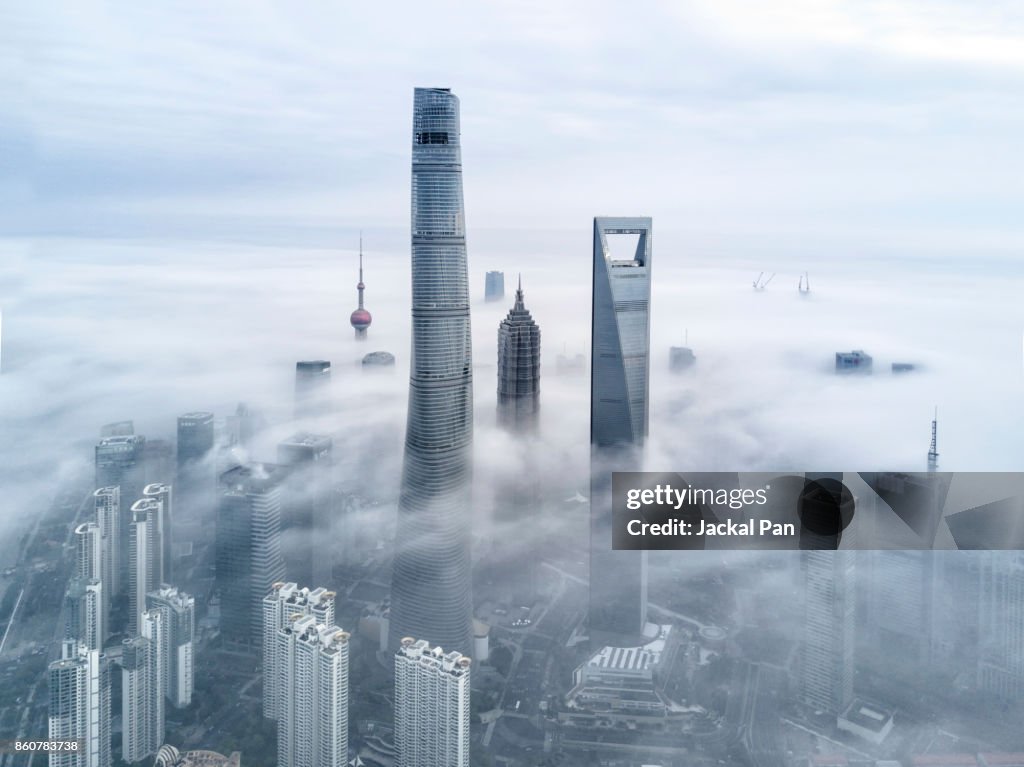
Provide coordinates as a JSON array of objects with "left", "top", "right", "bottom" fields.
[
  {"left": 95, "top": 434, "right": 146, "bottom": 592},
  {"left": 65, "top": 579, "right": 104, "bottom": 653},
  {"left": 69, "top": 521, "right": 105, "bottom": 649},
  {"left": 350, "top": 235, "right": 372, "bottom": 340},
  {"left": 485, "top": 271, "right": 505, "bottom": 302},
  {"left": 589, "top": 217, "right": 652, "bottom": 642},
  {"left": 146, "top": 587, "right": 195, "bottom": 709},
  {"left": 295, "top": 361, "right": 332, "bottom": 419},
  {"left": 276, "top": 434, "right": 333, "bottom": 588},
  {"left": 801, "top": 550, "right": 856, "bottom": 716},
  {"left": 977, "top": 551, "right": 1024, "bottom": 700},
  {"left": 128, "top": 499, "right": 162, "bottom": 635},
  {"left": 274, "top": 615, "right": 350, "bottom": 767},
  {"left": 48, "top": 640, "right": 111, "bottom": 767},
  {"left": 94, "top": 487, "right": 120, "bottom": 604},
  {"left": 143, "top": 483, "right": 172, "bottom": 583},
  {"left": 394, "top": 637, "right": 471, "bottom": 767},
  {"left": 262, "top": 582, "right": 336, "bottom": 720},
  {"left": 496, "top": 277, "right": 540, "bottom": 433},
  {"left": 122, "top": 611, "right": 165, "bottom": 764},
  {"left": 215, "top": 463, "right": 286, "bottom": 653},
  {"left": 390, "top": 87, "right": 474, "bottom": 656}
]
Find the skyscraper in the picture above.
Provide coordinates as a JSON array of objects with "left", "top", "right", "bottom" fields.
[
  {"left": 589, "top": 217, "right": 652, "bottom": 641},
  {"left": 977, "top": 551, "right": 1024, "bottom": 700},
  {"left": 64, "top": 579, "right": 104, "bottom": 653},
  {"left": 276, "top": 434, "right": 334, "bottom": 588},
  {"left": 801, "top": 550, "right": 855, "bottom": 716},
  {"left": 146, "top": 587, "right": 195, "bottom": 709},
  {"left": 484, "top": 271, "right": 505, "bottom": 302},
  {"left": 389, "top": 87, "right": 474, "bottom": 656},
  {"left": 295, "top": 361, "right": 332, "bottom": 419},
  {"left": 176, "top": 412, "right": 214, "bottom": 470},
  {"left": 496, "top": 277, "right": 540, "bottom": 433},
  {"left": 262, "top": 582, "right": 336, "bottom": 720},
  {"left": 394, "top": 637, "right": 471, "bottom": 767},
  {"left": 128, "top": 499, "right": 162, "bottom": 636},
  {"left": 67, "top": 521, "right": 105, "bottom": 650},
  {"left": 215, "top": 463, "right": 286, "bottom": 653},
  {"left": 274, "top": 615, "right": 350, "bottom": 767},
  {"left": 350, "top": 235, "right": 372, "bottom": 340},
  {"left": 122, "top": 610, "right": 165, "bottom": 764},
  {"left": 176, "top": 412, "right": 214, "bottom": 521},
  {"left": 95, "top": 434, "right": 146, "bottom": 592},
  {"left": 94, "top": 487, "right": 120, "bottom": 605},
  {"left": 143, "top": 483, "right": 172, "bottom": 583},
  {"left": 48, "top": 641, "right": 111, "bottom": 767}
]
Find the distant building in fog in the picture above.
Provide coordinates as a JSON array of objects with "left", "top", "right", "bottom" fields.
[
  {"left": 277, "top": 434, "right": 333, "bottom": 588},
  {"left": 496, "top": 278, "right": 540, "bottom": 433},
  {"left": 835, "top": 350, "right": 872, "bottom": 373},
  {"left": 362, "top": 351, "right": 395, "bottom": 368},
  {"left": 485, "top": 271, "right": 504, "bottom": 302},
  {"left": 177, "top": 412, "right": 214, "bottom": 471},
  {"left": 555, "top": 352, "right": 586, "bottom": 377},
  {"left": 669, "top": 346, "right": 695, "bottom": 372},
  {"left": 295, "top": 361, "right": 332, "bottom": 418},
  {"left": 394, "top": 638, "right": 470, "bottom": 767},
  {"left": 215, "top": 463, "right": 286, "bottom": 653}
]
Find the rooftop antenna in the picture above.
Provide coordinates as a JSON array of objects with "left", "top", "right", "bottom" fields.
[{"left": 927, "top": 407, "right": 939, "bottom": 472}]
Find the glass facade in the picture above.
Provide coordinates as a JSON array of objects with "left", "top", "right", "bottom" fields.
[
  {"left": 389, "top": 88, "right": 474, "bottom": 656},
  {"left": 589, "top": 217, "right": 652, "bottom": 640}
]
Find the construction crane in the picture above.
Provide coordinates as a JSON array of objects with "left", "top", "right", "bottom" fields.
[
  {"left": 798, "top": 272, "right": 810, "bottom": 295},
  {"left": 752, "top": 272, "right": 775, "bottom": 291}
]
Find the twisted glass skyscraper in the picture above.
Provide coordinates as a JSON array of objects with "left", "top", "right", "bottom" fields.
[{"left": 389, "top": 88, "right": 474, "bottom": 656}]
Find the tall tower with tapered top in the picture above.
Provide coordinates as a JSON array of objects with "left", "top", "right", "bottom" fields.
[
  {"left": 389, "top": 87, "right": 474, "bottom": 656},
  {"left": 350, "top": 235, "right": 372, "bottom": 340}
]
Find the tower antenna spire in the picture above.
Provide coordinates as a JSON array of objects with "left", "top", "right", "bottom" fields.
[{"left": 927, "top": 406, "right": 939, "bottom": 472}]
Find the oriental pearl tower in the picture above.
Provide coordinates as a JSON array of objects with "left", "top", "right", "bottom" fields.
[{"left": 350, "top": 234, "right": 372, "bottom": 339}]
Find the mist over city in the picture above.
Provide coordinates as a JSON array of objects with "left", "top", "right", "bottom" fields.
[{"left": 3, "top": 2, "right": 1024, "bottom": 767}]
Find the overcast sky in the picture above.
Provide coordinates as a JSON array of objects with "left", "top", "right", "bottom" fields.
[{"left": 5, "top": 0, "right": 1024, "bottom": 250}]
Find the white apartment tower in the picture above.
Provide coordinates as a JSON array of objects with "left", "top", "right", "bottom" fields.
[
  {"left": 394, "top": 637, "right": 471, "bottom": 767},
  {"left": 94, "top": 487, "right": 120, "bottom": 606},
  {"left": 48, "top": 641, "right": 111, "bottom": 767},
  {"left": 128, "top": 499, "right": 162, "bottom": 635},
  {"left": 274, "top": 615, "right": 349, "bottom": 767},
  {"left": 262, "top": 582, "right": 335, "bottom": 719},
  {"left": 146, "top": 586, "right": 195, "bottom": 708},
  {"left": 122, "top": 610, "right": 165, "bottom": 763}
]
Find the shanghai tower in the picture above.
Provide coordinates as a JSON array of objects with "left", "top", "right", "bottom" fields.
[{"left": 389, "top": 88, "right": 474, "bottom": 656}]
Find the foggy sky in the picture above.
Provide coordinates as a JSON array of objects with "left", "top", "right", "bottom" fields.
[{"left": 4, "top": 1, "right": 1024, "bottom": 249}]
